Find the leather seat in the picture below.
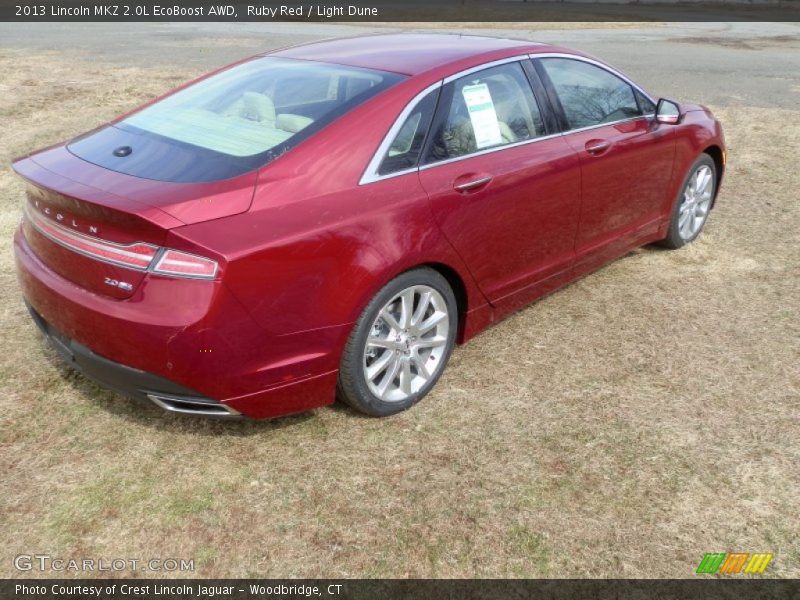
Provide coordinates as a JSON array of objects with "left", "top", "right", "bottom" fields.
[
  {"left": 224, "top": 91, "right": 315, "bottom": 135},
  {"left": 225, "top": 91, "right": 277, "bottom": 124}
]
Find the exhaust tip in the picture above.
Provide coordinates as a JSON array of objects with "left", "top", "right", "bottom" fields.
[{"left": 146, "top": 393, "right": 240, "bottom": 418}]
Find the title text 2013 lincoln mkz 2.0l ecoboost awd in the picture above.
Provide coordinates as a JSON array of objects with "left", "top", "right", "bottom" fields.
[{"left": 13, "top": 34, "right": 725, "bottom": 419}]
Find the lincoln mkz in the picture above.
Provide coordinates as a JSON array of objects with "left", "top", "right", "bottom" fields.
[{"left": 13, "top": 34, "right": 725, "bottom": 418}]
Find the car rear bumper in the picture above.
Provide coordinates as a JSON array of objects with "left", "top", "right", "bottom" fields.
[
  {"left": 14, "top": 226, "right": 344, "bottom": 419},
  {"left": 26, "top": 303, "right": 241, "bottom": 417}
]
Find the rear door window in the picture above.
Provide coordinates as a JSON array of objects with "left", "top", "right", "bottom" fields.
[
  {"left": 423, "top": 61, "right": 546, "bottom": 164},
  {"left": 377, "top": 89, "right": 440, "bottom": 176}
]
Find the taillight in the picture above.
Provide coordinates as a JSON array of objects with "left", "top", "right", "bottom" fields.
[
  {"left": 152, "top": 249, "right": 218, "bottom": 279},
  {"left": 24, "top": 203, "right": 219, "bottom": 280},
  {"left": 25, "top": 203, "right": 158, "bottom": 270}
]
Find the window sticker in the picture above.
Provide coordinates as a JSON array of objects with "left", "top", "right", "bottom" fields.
[{"left": 461, "top": 83, "right": 503, "bottom": 149}]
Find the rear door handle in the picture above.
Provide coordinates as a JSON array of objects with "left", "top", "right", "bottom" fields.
[
  {"left": 585, "top": 139, "right": 611, "bottom": 155},
  {"left": 453, "top": 175, "right": 493, "bottom": 193}
]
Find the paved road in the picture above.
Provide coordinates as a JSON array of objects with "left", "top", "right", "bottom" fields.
[{"left": 1, "top": 21, "right": 798, "bottom": 108}]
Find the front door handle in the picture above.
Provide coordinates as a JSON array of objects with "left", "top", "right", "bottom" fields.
[
  {"left": 453, "top": 175, "right": 493, "bottom": 193},
  {"left": 585, "top": 139, "right": 611, "bottom": 156}
]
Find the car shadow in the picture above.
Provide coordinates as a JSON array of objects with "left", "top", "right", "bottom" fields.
[
  {"left": 42, "top": 347, "right": 317, "bottom": 437},
  {"left": 325, "top": 401, "right": 377, "bottom": 420}
]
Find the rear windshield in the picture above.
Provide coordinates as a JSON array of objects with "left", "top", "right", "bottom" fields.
[{"left": 68, "top": 57, "right": 404, "bottom": 183}]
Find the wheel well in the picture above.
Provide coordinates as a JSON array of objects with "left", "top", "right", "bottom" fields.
[
  {"left": 703, "top": 145, "right": 724, "bottom": 206},
  {"left": 422, "top": 262, "right": 468, "bottom": 342}
]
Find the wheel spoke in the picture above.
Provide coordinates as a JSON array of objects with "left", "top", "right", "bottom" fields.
[
  {"left": 366, "top": 351, "right": 394, "bottom": 381},
  {"left": 399, "top": 289, "right": 414, "bottom": 328},
  {"left": 415, "top": 336, "right": 446, "bottom": 349},
  {"left": 680, "top": 214, "right": 694, "bottom": 238},
  {"left": 367, "top": 337, "right": 397, "bottom": 351},
  {"left": 411, "top": 289, "right": 432, "bottom": 327},
  {"left": 380, "top": 306, "right": 402, "bottom": 332},
  {"left": 377, "top": 357, "right": 401, "bottom": 398},
  {"left": 399, "top": 359, "right": 413, "bottom": 394},
  {"left": 418, "top": 311, "right": 446, "bottom": 334},
  {"left": 693, "top": 170, "right": 703, "bottom": 195},
  {"left": 412, "top": 354, "right": 430, "bottom": 379},
  {"left": 696, "top": 167, "right": 711, "bottom": 195}
]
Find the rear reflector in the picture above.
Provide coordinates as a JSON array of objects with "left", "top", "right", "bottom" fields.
[
  {"left": 25, "top": 202, "right": 158, "bottom": 270},
  {"left": 24, "top": 202, "right": 219, "bottom": 279},
  {"left": 152, "top": 249, "right": 218, "bottom": 279}
]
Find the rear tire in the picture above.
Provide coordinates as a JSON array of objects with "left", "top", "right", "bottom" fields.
[
  {"left": 337, "top": 268, "right": 457, "bottom": 417},
  {"left": 659, "top": 154, "right": 716, "bottom": 249}
]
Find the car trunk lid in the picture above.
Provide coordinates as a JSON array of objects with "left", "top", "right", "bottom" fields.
[{"left": 13, "top": 147, "right": 256, "bottom": 299}]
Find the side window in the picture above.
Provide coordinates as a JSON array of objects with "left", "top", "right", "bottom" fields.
[
  {"left": 635, "top": 89, "right": 656, "bottom": 115},
  {"left": 377, "top": 89, "right": 439, "bottom": 176},
  {"left": 540, "top": 58, "right": 641, "bottom": 130},
  {"left": 271, "top": 73, "right": 383, "bottom": 108},
  {"left": 424, "top": 62, "right": 545, "bottom": 163},
  {"left": 272, "top": 74, "right": 331, "bottom": 107}
]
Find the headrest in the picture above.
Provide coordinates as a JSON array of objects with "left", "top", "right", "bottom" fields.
[
  {"left": 276, "top": 113, "right": 313, "bottom": 133},
  {"left": 241, "top": 92, "right": 276, "bottom": 123}
]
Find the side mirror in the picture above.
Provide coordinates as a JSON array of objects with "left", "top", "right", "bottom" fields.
[{"left": 656, "top": 98, "right": 682, "bottom": 125}]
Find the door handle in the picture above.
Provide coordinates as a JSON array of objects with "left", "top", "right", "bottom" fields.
[
  {"left": 453, "top": 175, "right": 492, "bottom": 193},
  {"left": 585, "top": 139, "right": 611, "bottom": 155}
]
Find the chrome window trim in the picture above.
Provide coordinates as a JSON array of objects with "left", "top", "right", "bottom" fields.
[
  {"left": 358, "top": 55, "right": 535, "bottom": 185},
  {"left": 358, "top": 52, "right": 657, "bottom": 184},
  {"left": 417, "top": 114, "right": 654, "bottom": 172},
  {"left": 556, "top": 114, "right": 652, "bottom": 136},
  {"left": 358, "top": 80, "right": 444, "bottom": 185},
  {"left": 442, "top": 54, "right": 532, "bottom": 84},
  {"left": 417, "top": 132, "right": 563, "bottom": 172}
]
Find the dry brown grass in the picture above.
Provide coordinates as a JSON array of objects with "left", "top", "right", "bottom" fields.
[{"left": 0, "top": 48, "right": 798, "bottom": 579}]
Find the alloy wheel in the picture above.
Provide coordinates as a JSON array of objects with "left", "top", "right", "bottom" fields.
[
  {"left": 362, "top": 285, "right": 450, "bottom": 402},
  {"left": 678, "top": 164, "right": 714, "bottom": 240}
]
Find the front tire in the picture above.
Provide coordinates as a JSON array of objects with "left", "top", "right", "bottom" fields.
[
  {"left": 660, "top": 154, "right": 716, "bottom": 249},
  {"left": 337, "top": 268, "right": 457, "bottom": 417}
]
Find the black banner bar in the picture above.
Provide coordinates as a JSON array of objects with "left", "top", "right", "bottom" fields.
[
  {"left": 1, "top": 0, "right": 799, "bottom": 22},
  {"left": 3, "top": 579, "right": 800, "bottom": 600}
]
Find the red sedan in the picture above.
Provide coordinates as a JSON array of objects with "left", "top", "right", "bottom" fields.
[{"left": 13, "top": 34, "right": 725, "bottom": 418}]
